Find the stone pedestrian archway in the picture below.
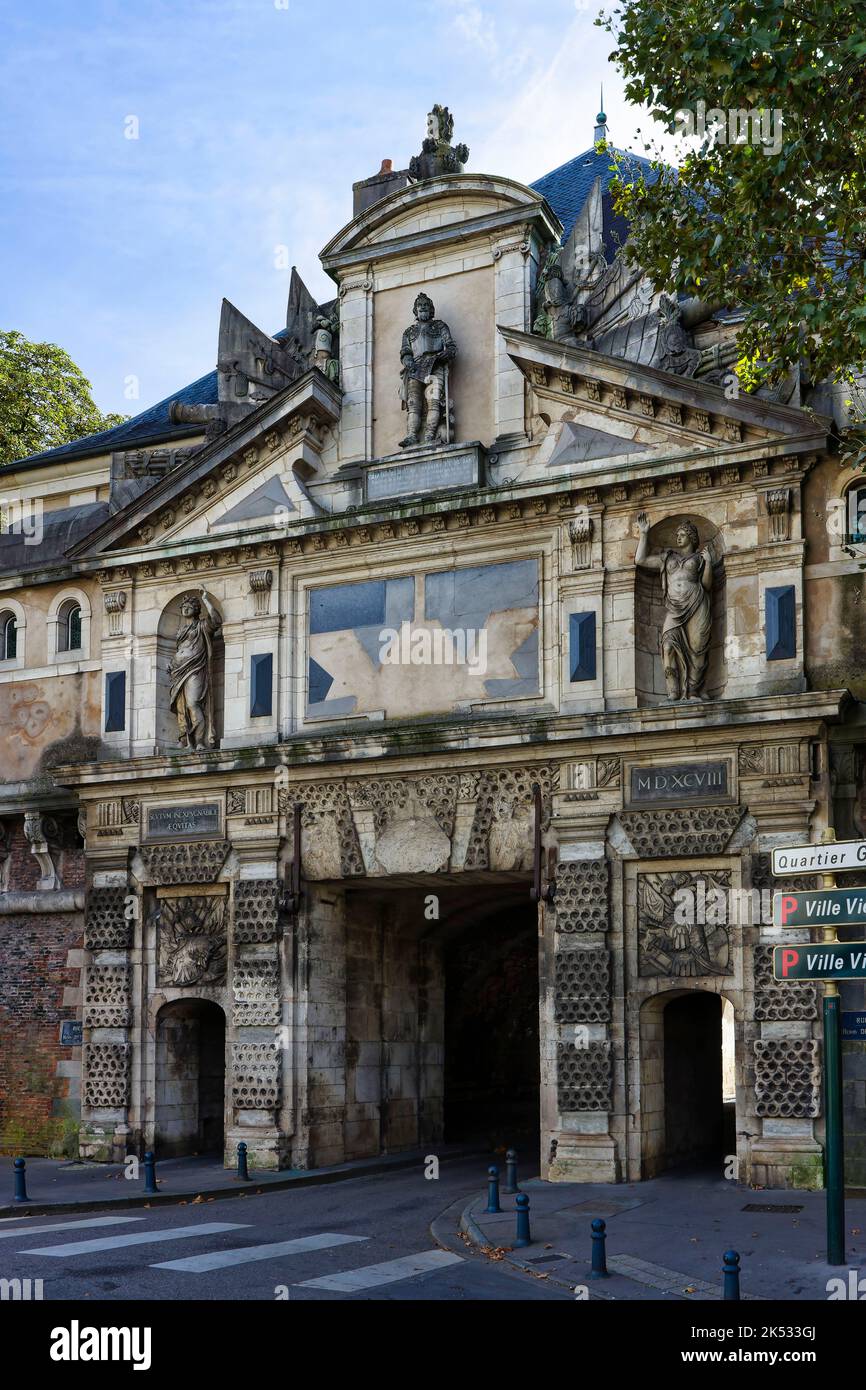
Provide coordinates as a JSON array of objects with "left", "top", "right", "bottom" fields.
[{"left": 154, "top": 999, "right": 226, "bottom": 1157}]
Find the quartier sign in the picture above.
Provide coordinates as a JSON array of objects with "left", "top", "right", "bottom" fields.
[
  {"left": 773, "top": 943, "right": 866, "bottom": 981},
  {"left": 773, "top": 887, "right": 866, "bottom": 928},
  {"left": 772, "top": 839, "right": 866, "bottom": 876}
]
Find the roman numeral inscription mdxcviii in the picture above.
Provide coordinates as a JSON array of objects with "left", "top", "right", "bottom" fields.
[{"left": 629, "top": 761, "right": 729, "bottom": 805}]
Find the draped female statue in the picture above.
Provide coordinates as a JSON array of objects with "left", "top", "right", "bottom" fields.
[
  {"left": 635, "top": 513, "right": 713, "bottom": 701},
  {"left": 168, "top": 588, "right": 221, "bottom": 749}
]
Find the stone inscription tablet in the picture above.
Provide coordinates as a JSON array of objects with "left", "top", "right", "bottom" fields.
[
  {"left": 145, "top": 803, "right": 222, "bottom": 841},
  {"left": 629, "top": 761, "right": 729, "bottom": 805},
  {"left": 365, "top": 449, "right": 480, "bottom": 501}
]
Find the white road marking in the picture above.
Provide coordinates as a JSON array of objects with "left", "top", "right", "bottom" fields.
[
  {"left": 0, "top": 1216, "right": 144, "bottom": 1241},
  {"left": 296, "top": 1249, "right": 464, "bottom": 1292},
  {"left": 22, "top": 1222, "right": 249, "bottom": 1257},
  {"left": 152, "top": 1231, "right": 367, "bottom": 1272}
]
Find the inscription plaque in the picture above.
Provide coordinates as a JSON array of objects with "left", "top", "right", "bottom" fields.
[
  {"left": 364, "top": 446, "right": 482, "bottom": 502},
  {"left": 145, "top": 803, "right": 222, "bottom": 841},
  {"left": 629, "top": 760, "right": 729, "bottom": 805},
  {"left": 60, "top": 1021, "right": 82, "bottom": 1046}
]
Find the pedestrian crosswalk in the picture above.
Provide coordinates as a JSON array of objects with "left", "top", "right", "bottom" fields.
[{"left": 2, "top": 1211, "right": 464, "bottom": 1294}]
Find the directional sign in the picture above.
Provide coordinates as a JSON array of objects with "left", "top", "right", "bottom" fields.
[
  {"left": 772, "top": 839, "right": 866, "bottom": 877},
  {"left": 773, "top": 887, "right": 866, "bottom": 928},
  {"left": 842, "top": 1011, "right": 866, "bottom": 1041},
  {"left": 773, "top": 943, "right": 866, "bottom": 981}
]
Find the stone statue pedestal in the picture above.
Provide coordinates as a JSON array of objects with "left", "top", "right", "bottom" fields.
[{"left": 362, "top": 439, "right": 485, "bottom": 504}]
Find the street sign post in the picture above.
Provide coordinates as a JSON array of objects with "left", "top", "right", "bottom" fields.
[
  {"left": 773, "top": 887, "right": 866, "bottom": 929},
  {"left": 771, "top": 829, "right": 851, "bottom": 1266},
  {"left": 772, "top": 839, "right": 866, "bottom": 876}
]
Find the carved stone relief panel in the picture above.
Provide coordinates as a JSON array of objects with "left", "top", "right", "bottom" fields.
[
  {"left": 464, "top": 764, "right": 558, "bottom": 871},
  {"left": 84, "top": 965, "right": 131, "bottom": 1028},
  {"left": 553, "top": 860, "right": 610, "bottom": 933},
  {"left": 619, "top": 806, "right": 743, "bottom": 857},
  {"left": 557, "top": 1040, "right": 612, "bottom": 1111},
  {"left": 638, "top": 870, "right": 733, "bottom": 978},
  {"left": 554, "top": 946, "right": 611, "bottom": 1023},
  {"left": 155, "top": 894, "right": 228, "bottom": 987},
  {"left": 754, "top": 1038, "right": 821, "bottom": 1118},
  {"left": 234, "top": 880, "right": 282, "bottom": 944},
  {"left": 280, "top": 783, "right": 363, "bottom": 879},
  {"left": 231, "top": 1042, "right": 281, "bottom": 1110},
  {"left": 84, "top": 886, "right": 133, "bottom": 950},
  {"left": 138, "top": 841, "right": 231, "bottom": 886},
  {"left": 82, "top": 1043, "right": 130, "bottom": 1108}
]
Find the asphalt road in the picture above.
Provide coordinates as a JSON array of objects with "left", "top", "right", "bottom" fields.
[{"left": 0, "top": 1156, "right": 572, "bottom": 1302}]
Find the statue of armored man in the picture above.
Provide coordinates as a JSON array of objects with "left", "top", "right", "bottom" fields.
[
  {"left": 168, "top": 588, "right": 221, "bottom": 749},
  {"left": 399, "top": 292, "right": 456, "bottom": 448},
  {"left": 635, "top": 513, "right": 714, "bottom": 701}
]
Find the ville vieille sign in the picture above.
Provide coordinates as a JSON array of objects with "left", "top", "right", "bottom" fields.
[{"left": 629, "top": 760, "right": 729, "bottom": 805}]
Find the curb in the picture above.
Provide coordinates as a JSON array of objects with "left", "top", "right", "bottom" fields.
[
  {"left": 0, "top": 1148, "right": 482, "bottom": 1220},
  {"left": 456, "top": 1194, "right": 604, "bottom": 1297}
]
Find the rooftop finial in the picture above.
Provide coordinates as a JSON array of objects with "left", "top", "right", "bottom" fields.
[
  {"left": 594, "top": 91, "right": 608, "bottom": 143},
  {"left": 409, "top": 105, "right": 469, "bottom": 181}
]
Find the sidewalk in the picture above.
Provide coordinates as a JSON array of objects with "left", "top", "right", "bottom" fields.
[
  {"left": 0, "top": 1143, "right": 480, "bottom": 1219},
  {"left": 458, "top": 1167, "right": 866, "bottom": 1301}
]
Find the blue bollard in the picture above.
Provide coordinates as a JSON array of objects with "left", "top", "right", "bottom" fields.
[
  {"left": 723, "top": 1249, "right": 741, "bottom": 1301},
  {"left": 484, "top": 1164, "right": 502, "bottom": 1214},
  {"left": 503, "top": 1148, "right": 520, "bottom": 1194},
  {"left": 237, "top": 1141, "right": 251, "bottom": 1182},
  {"left": 590, "top": 1218, "right": 610, "bottom": 1278},
  {"left": 514, "top": 1192, "right": 532, "bottom": 1248},
  {"left": 13, "top": 1158, "right": 30, "bottom": 1203},
  {"left": 143, "top": 1150, "right": 158, "bottom": 1195}
]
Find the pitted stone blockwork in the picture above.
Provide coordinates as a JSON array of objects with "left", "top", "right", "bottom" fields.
[
  {"left": 234, "top": 879, "right": 282, "bottom": 943},
  {"left": 231, "top": 1041, "right": 281, "bottom": 1110},
  {"left": 233, "top": 958, "right": 280, "bottom": 1026},
  {"left": 557, "top": 1039, "right": 611, "bottom": 1111},
  {"left": 83, "top": 965, "right": 131, "bottom": 1028},
  {"left": 754, "top": 1038, "right": 821, "bottom": 1118},
  {"left": 554, "top": 947, "right": 611, "bottom": 1023},
  {"left": 554, "top": 860, "right": 609, "bottom": 933},
  {"left": 464, "top": 763, "right": 558, "bottom": 870},
  {"left": 753, "top": 944, "right": 818, "bottom": 1021},
  {"left": 618, "top": 805, "right": 743, "bottom": 857},
  {"left": 751, "top": 852, "right": 817, "bottom": 895},
  {"left": 138, "top": 840, "right": 230, "bottom": 885},
  {"left": 84, "top": 886, "right": 132, "bottom": 950},
  {"left": 83, "top": 1042, "right": 130, "bottom": 1108}
]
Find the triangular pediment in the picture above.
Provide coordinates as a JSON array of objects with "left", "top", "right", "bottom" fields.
[
  {"left": 502, "top": 327, "right": 832, "bottom": 477},
  {"left": 70, "top": 370, "right": 340, "bottom": 559}
]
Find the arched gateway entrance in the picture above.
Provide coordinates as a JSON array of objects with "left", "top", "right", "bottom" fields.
[{"left": 155, "top": 1000, "right": 226, "bottom": 1156}]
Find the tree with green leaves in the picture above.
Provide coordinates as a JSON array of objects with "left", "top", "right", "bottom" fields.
[
  {"left": 598, "top": 0, "right": 866, "bottom": 412},
  {"left": 0, "top": 330, "right": 128, "bottom": 464}
]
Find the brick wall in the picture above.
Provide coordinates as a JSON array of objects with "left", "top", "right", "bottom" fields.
[{"left": 0, "top": 821, "right": 84, "bottom": 1155}]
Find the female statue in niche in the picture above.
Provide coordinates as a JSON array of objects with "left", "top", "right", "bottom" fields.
[
  {"left": 635, "top": 512, "right": 714, "bottom": 701},
  {"left": 168, "top": 588, "right": 221, "bottom": 749}
]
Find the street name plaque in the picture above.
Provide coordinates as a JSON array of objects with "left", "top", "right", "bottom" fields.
[
  {"left": 145, "top": 803, "right": 222, "bottom": 841},
  {"left": 772, "top": 839, "right": 866, "bottom": 877}
]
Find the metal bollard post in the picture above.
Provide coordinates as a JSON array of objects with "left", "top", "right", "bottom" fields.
[
  {"left": 590, "top": 1218, "right": 610, "bottom": 1278},
  {"left": 484, "top": 1164, "right": 502, "bottom": 1214},
  {"left": 503, "top": 1148, "right": 519, "bottom": 1194},
  {"left": 143, "top": 1150, "right": 158, "bottom": 1196},
  {"left": 13, "top": 1158, "right": 30, "bottom": 1203},
  {"left": 514, "top": 1192, "right": 532, "bottom": 1248},
  {"left": 237, "top": 1141, "right": 251, "bottom": 1182},
  {"left": 723, "top": 1249, "right": 741, "bottom": 1301}
]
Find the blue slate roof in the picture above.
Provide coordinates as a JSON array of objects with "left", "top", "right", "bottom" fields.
[{"left": 531, "top": 143, "right": 661, "bottom": 248}]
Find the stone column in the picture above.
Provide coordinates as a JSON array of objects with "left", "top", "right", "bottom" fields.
[
  {"left": 491, "top": 228, "right": 533, "bottom": 444},
  {"left": 337, "top": 274, "right": 374, "bottom": 462}
]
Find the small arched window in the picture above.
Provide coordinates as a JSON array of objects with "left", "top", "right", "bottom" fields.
[
  {"left": 58, "top": 600, "right": 82, "bottom": 653},
  {"left": 0, "top": 611, "right": 17, "bottom": 661},
  {"left": 845, "top": 483, "right": 866, "bottom": 545}
]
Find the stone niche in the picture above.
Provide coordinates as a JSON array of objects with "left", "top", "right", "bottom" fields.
[{"left": 634, "top": 513, "right": 726, "bottom": 706}]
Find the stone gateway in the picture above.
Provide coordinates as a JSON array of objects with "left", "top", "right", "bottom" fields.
[{"left": 0, "top": 106, "right": 864, "bottom": 1197}]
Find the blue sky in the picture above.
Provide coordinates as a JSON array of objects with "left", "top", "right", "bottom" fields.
[{"left": 0, "top": 0, "right": 663, "bottom": 416}]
